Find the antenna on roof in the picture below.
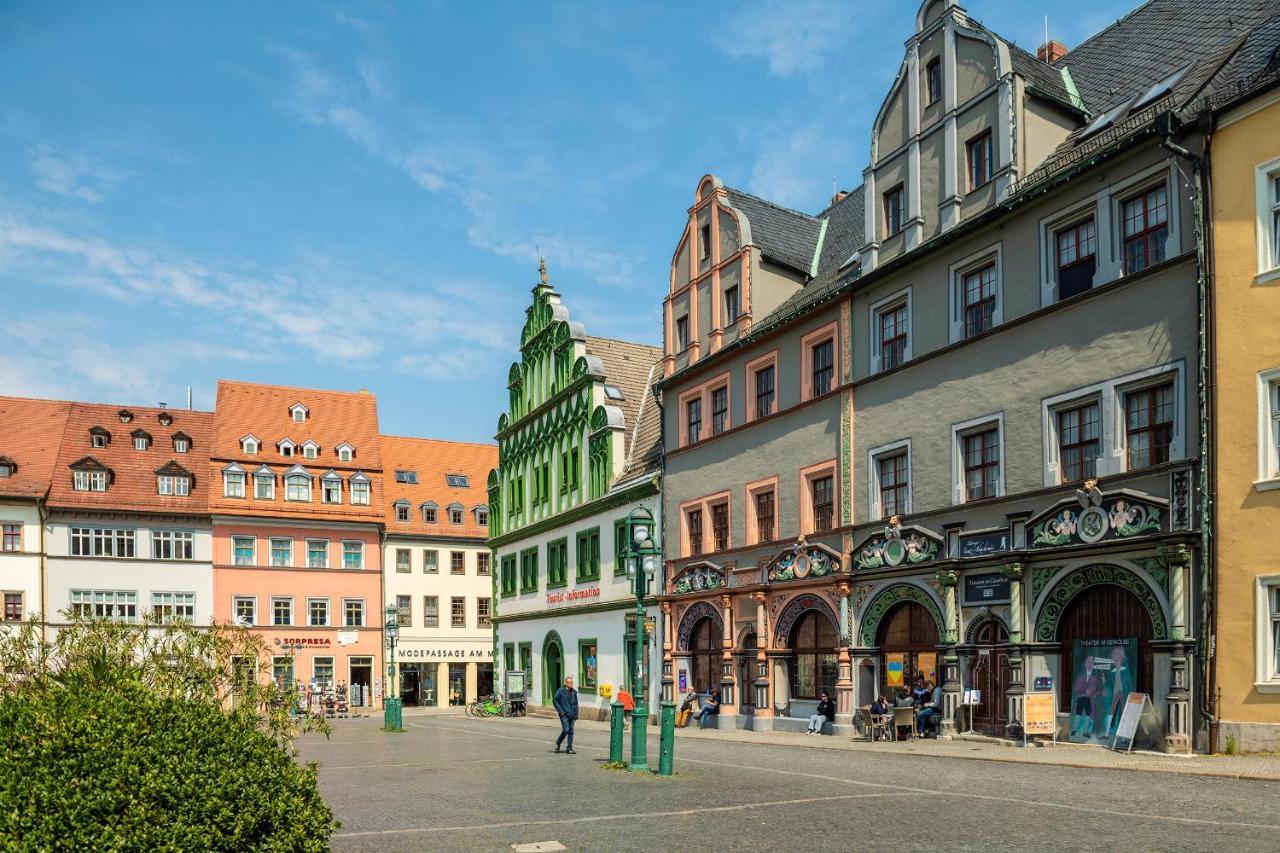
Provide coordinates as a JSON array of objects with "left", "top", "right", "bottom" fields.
[
  {"left": 187, "top": 386, "right": 192, "bottom": 410},
  {"left": 1044, "top": 15, "right": 1049, "bottom": 51}
]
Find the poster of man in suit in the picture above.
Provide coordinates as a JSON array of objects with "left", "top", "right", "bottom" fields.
[{"left": 1068, "top": 638, "right": 1137, "bottom": 744}]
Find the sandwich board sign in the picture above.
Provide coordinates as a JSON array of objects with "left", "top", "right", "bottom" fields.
[
  {"left": 1023, "top": 691, "right": 1057, "bottom": 746},
  {"left": 1110, "top": 692, "right": 1159, "bottom": 753}
]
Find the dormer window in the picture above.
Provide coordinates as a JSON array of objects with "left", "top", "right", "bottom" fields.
[
  {"left": 73, "top": 470, "right": 108, "bottom": 491},
  {"left": 289, "top": 403, "right": 309, "bottom": 423},
  {"left": 172, "top": 433, "right": 191, "bottom": 454},
  {"left": 336, "top": 443, "right": 355, "bottom": 462},
  {"left": 222, "top": 463, "right": 246, "bottom": 498},
  {"left": 284, "top": 466, "right": 312, "bottom": 502},
  {"left": 89, "top": 426, "right": 111, "bottom": 449},
  {"left": 446, "top": 474, "right": 470, "bottom": 488},
  {"left": 350, "top": 473, "right": 370, "bottom": 506},
  {"left": 278, "top": 439, "right": 295, "bottom": 458},
  {"left": 395, "top": 500, "right": 410, "bottom": 523},
  {"left": 158, "top": 412, "right": 173, "bottom": 426},
  {"left": 321, "top": 471, "right": 342, "bottom": 504},
  {"left": 474, "top": 506, "right": 489, "bottom": 527},
  {"left": 448, "top": 503, "right": 464, "bottom": 525},
  {"left": 421, "top": 502, "right": 438, "bottom": 524},
  {"left": 157, "top": 474, "right": 191, "bottom": 496},
  {"left": 302, "top": 441, "right": 320, "bottom": 460},
  {"left": 117, "top": 409, "right": 133, "bottom": 424},
  {"left": 0, "top": 457, "right": 14, "bottom": 478},
  {"left": 241, "top": 435, "right": 259, "bottom": 455},
  {"left": 254, "top": 466, "right": 276, "bottom": 500},
  {"left": 131, "top": 430, "right": 151, "bottom": 451}
]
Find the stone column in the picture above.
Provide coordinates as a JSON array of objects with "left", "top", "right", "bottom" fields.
[
  {"left": 937, "top": 570, "right": 961, "bottom": 738},
  {"left": 835, "top": 582, "right": 854, "bottom": 726},
  {"left": 718, "top": 594, "right": 736, "bottom": 712},
  {"left": 751, "top": 592, "right": 772, "bottom": 719},
  {"left": 1003, "top": 562, "right": 1025, "bottom": 738},
  {"left": 660, "top": 601, "right": 674, "bottom": 703},
  {"left": 1161, "top": 545, "right": 1192, "bottom": 753}
]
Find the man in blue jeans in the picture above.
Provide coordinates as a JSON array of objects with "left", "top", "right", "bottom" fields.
[
  {"left": 553, "top": 676, "right": 579, "bottom": 754},
  {"left": 916, "top": 680, "right": 943, "bottom": 736},
  {"left": 694, "top": 688, "right": 721, "bottom": 728}
]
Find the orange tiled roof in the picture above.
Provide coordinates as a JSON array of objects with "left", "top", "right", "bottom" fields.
[
  {"left": 0, "top": 396, "right": 72, "bottom": 500},
  {"left": 209, "top": 380, "right": 384, "bottom": 523},
  {"left": 380, "top": 435, "right": 496, "bottom": 538},
  {"left": 47, "top": 402, "right": 214, "bottom": 514}
]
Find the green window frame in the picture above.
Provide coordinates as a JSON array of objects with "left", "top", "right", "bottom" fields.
[
  {"left": 500, "top": 554, "right": 517, "bottom": 598},
  {"left": 503, "top": 643, "right": 515, "bottom": 672},
  {"left": 519, "top": 547, "right": 539, "bottom": 593},
  {"left": 547, "top": 538, "right": 569, "bottom": 589},
  {"left": 578, "top": 638, "right": 598, "bottom": 693},
  {"left": 518, "top": 642, "right": 532, "bottom": 694},
  {"left": 576, "top": 527, "right": 600, "bottom": 582},
  {"left": 613, "top": 518, "right": 630, "bottom": 576}
]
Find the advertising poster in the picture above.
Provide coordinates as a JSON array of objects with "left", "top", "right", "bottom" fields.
[
  {"left": 1068, "top": 638, "right": 1138, "bottom": 744},
  {"left": 886, "top": 653, "right": 905, "bottom": 688},
  {"left": 678, "top": 669, "right": 688, "bottom": 693},
  {"left": 1023, "top": 691, "right": 1056, "bottom": 736},
  {"left": 917, "top": 652, "right": 937, "bottom": 685}
]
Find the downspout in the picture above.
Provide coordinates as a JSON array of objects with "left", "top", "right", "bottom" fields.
[
  {"left": 38, "top": 497, "right": 49, "bottom": 642},
  {"left": 1159, "top": 111, "right": 1217, "bottom": 751}
]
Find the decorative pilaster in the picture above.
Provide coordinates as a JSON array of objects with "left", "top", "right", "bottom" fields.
[
  {"left": 661, "top": 601, "right": 674, "bottom": 703},
  {"left": 751, "top": 592, "right": 772, "bottom": 717},
  {"left": 1161, "top": 545, "right": 1192, "bottom": 753},
  {"left": 835, "top": 582, "right": 854, "bottom": 724},
  {"left": 1002, "top": 562, "right": 1025, "bottom": 738},
  {"left": 719, "top": 594, "right": 736, "bottom": 710},
  {"left": 936, "top": 570, "right": 960, "bottom": 738}
]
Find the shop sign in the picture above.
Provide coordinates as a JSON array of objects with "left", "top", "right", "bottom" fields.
[
  {"left": 963, "top": 572, "right": 1012, "bottom": 606},
  {"left": 958, "top": 529, "right": 1010, "bottom": 558},
  {"left": 546, "top": 586, "right": 600, "bottom": 606},
  {"left": 397, "top": 647, "right": 493, "bottom": 660},
  {"left": 275, "top": 637, "right": 330, "bottom": 647}
]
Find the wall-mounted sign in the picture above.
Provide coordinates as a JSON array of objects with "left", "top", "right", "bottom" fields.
[
  {"left": 958, "top": 529, "right": 1010, "bottom": 558},
  {"left": 275, "top": 636, "right": 331, "bottom": 647},
  {"left": 963, "top": 572, "right": 1012, "bottom": 606},
  {"left": 397, "top": 647, "right": 493, "bottom": 660},
  {"left": 546, "top": 586, "right": 600, "bottom": 607}
]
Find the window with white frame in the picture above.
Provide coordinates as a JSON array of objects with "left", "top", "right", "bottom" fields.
[
  {"left": 223, "top": 468, "right": 245, "bottom": 498},
  {"left": 302, "top": 442, "right": 318, "bottom": 459},
  {"left": 1255, "top": 157, "right": 1280, "bottom": 278},
  {"left": 157, "top": 474, "right": 190, "bottom": 496},
  {"left": 133, "top": 435, "right": 149, "bottom": 451},
  {"left": 254, "top": 470, "right": 274, "bottom": 499},
  {"left": 174, "top": 437, "right": 189, "bottom": 453},
  {"left": 308, "top": 598, "right": 329, "bottom": 627},
  {"left": 1258, "top": 368, "right": 1280, "bottom": 486},
  {"left": 343, "top": 598, "right": 364, "bottom": 627},
  {"left": 68, "top": 527, "right": 135, "bottom": 558},
  {"left": 241, "top": 436, "right": 258, "bottom": 454},
  {"left": 151, "top": 591, "right": 195, "bottom": 623},
  {"left": 868, "top": 440, "right": 910, "bottom": 520},
  {"left": 1255, "top": 575, "right": 1280, "bottom": 689},
  {"left": 269, "top": 538, "right": 292, "bottom": 567},
  {"left": 322, "top": 474, "right": 342, "bottom": 503},
  {"left": 870, "top": 290, "right": 911, "bottom": 373},
  {"left": 232, "top": 595, "right": 256, "bottom": 626},
  {"left": 70, "top": 590, "right": 137, "bottom": 622},
  {"left": 151, "top": 530, "right": 194, "bottom": 560},
  {"left": 285, "top": 473, "right": 311, "bottom": 502},
  {"left": 350, "top": 477, "right": 370, "bottom": 505},
  {"left": 307, "top": 539, "right": 328, "bottom": 568},
  {"left": 232, "top": 536, "right": 255, "bottom": 566},
  {"left": 1272, "top": 584, "right": 1280, "bottom": 681},
  {"left": 271, "top": 597, "right": 293, "bottom": 626},
  {"left": 337, "top": 443, "right": 354, "bottom": 462},
  {"left": 73, "top": 470, "right": 108, "bottom": 492},
  {"left": 343, "top": 541, "right": 363, "bottom": 569}
]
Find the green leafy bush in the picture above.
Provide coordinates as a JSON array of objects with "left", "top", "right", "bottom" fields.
[{"left": 0, "top": 617, "right": 338, "bottom": 850}]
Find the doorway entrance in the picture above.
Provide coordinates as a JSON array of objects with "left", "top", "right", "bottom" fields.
[
  {"left": 349, "top": 656, "right": 373, "bottom": 707},
  {"left": 477, "top": 663, "right": 494, "bottom": 698},
  {"left": 965, "top": 619, "right": 1009, "bottom": 735},
  {"left": 877, "top": 601, "right": 940, "bottom": 699},
  {"left": 690, "top": 617, "right": 722, "bottom": 693},
  {"left": 543, "top": 634, "right": 564, "bottom": 704},
  {"left": 737, "top": 631, "right": 757, "bottom": 710}
]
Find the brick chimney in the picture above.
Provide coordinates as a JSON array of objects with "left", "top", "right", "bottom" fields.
[
  {"left": 831, "top": 190, "right": 849, "bottom": 205},
  {"left": 1037, "top": 40, "right": 1068, "bottom": 63}
]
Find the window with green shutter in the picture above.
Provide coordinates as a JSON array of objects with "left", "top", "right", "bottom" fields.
[
  {"left": 519, "top": 547, "right": 539, "bottom": 593},
  {"left": 613, "top": 518, "right": 629, "bottom": 576},
  {"left": 500, "top": 554, "right": 518, "bottom": 597},
  {"left": 576, "top": 527, "right": 600, "bottom": 582},
  {"left": 547, "top": 538, "right": 568, "bottom": 589}
]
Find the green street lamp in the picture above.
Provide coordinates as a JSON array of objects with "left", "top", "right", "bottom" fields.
[
  {"left": 623, "top": 506, "right": 659, "bottom": 773},
  {"left": 383, "top": 604, "right": 403, "bottom": 732}
]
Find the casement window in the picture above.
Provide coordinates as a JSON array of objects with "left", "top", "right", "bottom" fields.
[
  {"left": 395, "top": 595, "right": 411, "bottom": 628},
  {"left": 151, "top": 530, "right": 193, "bottom": 561},
  {"left": 877, "top": 451, "right": 909, "bottom": 519},
  {"left": 322, "top": 475, "right": 342, "bottom": 504},
  {"left": 961, "top": 263, "right": 997, "bottom": 338},
  {"left": 272, "top": 656, "right": 294, "bottom": 685},
  {"left": 74, "top": 470, "right": 108, "bottom": 492},
  {"left": 1124, "top": 381, "right": 1175, "bottom": 470},
  {"left": 174, "top": 437, "right": 189, "bottom": 453},
  {"left": 686, "top": 398, "right": 702, "bottom": 445},
  {"left": 967, "top": 131, "right": 993, "bottom": 190},
  {"left": 711, "top": 386, "right": 729, "bottom": 435},
  {"left": 676, "top": 315, "right": 690, "bottom": 351},
  {"left": 451, "top": 596, "right": 466, "bottom": 629},
  {"left": 232, "top": 536, "right": 255, "bottom": 566},
  {"left": 241, "top": 437, "right": 258, "bottom": 454},
  {"left": 754, "top": 363, "right": 775, "bottom": 419},
  {"left": 302, "top": 442, "right": 319, "bottom": 460},
  {"left": 1122, "top": 183, "right": 1169, "bottom": 273},
  {"left": 306, "top": 539, "right": 328, "bottom": 568},
  {"left": 0, "top": 463, "right": 11, "bottom": 478},
  {"left": 687, "top": 508, "right": 703, "bottom": 557},
  {"left": 962, "top": 426, "right": 1001, "bottom": 502},
  {"left": 232, "top": 595, "right": 256, "bottom": 626},
  {"left": 337, "top": 444, "right": 354, "bottom": 462},
  {"left": 71, "top": 590, "right": 137, "bottom": 622},
  {"left": 883, "top": 184, "right": 904, "bottom": 237},
  {"left": 446, "top": 473, "right": 470, "bottom": 488},
  {"left": 477, "top": 508, "right": 489, "bottom": 527},
  {"left": 92, "top": 433, "right": 108, "bottom": 449},
  {"left": 547, "top": 538, "right": 568, "bottom": 588},
  {"left": 308, "top": 598, "right": 329, "bottom": 627},
  {"left": 519, "top": 548, "right": 539, "bottom": 592},
  {"left": 477, "top": 552, "right": 491, "bottom": 576},
  {"left": 576, "top": 529, "right": 601, "bottom": 581},
  {"left": 223, "top": 470, "right": 245, "bottom": 498},
  {"left": 271, "top": 597, "right": 293, "bottom": 626},
  {"left": 342, "top": 541, "right": 363, "bottom": 569},
  {"left": 151, "top": 592, "right": 195, "bottom": 623},
  {"left": 423, "top": 595, "right": 439, "bottom": 627},
  {"left": 450, "top": 551, "right": 465, "bottom": 575},
  {"left": 614, "top": 518, "right": 630, "bottom": 576},
  {"left": 500, "top": 554, "right": 517, "bottom": 597},
  {"left": 279, "top": 443, "right": 294, "bottom": 458},
  {"left": 450, "top": 507, "right": 465, "bottom": 525},
  {"left": 342, "top": 598, "right": 364, "bottom": 627},
  {"left": 810, "top": 338, "right": 834, "bottom": 397},
  {"left": 810, "top": 476, "right": 834, "bottom": 533},
  {"left": 285, "top": 473, "right": 312, "bottom": 502},
  {"left": 560, "top": 446, "right": 579, "bottom": 493},
  {"left": 395, "top": 502, "right": 410, "bottom": 522},
  {"left": 1254, "top": 576, "right": 1280, "bottom": 689},
  {"left": 1056, "top": 218, "right": 1097, "bottom": 300},
  {"left": 72, "top": 527, "right": 136, "bottom": 559},
  {"left": 1258, "top": 159, "right": 1280, "bottom": 277},
  {"left": 291, "top": 404, "right": 307, "bottom": 423},
  {"left": 269, "top": 538, "right": 292, "bottom": 568},
  {"left": 753, "top": 488, "right": 776, "bottom": 544},
  {"left": 1272, "top": 585, "right": 1280, "bottom": 681},
  {"left": 478, "top": 597, "right": 492, "bottom": 629},
  {"left": 156, "top": 475, "right": 190, "bottom": 496},
  {"left": 926, "top": 58, "right": 941, "bottom": 104},
  {"left": 4, "top": 592, "right": 23, "bottom": 622},
  {"left": 2, "top": 524, "right": 21, "bottom": 552},
  {"left": 422, "top": 504, "right": 438, "bottom": 524},
  {"left": 395, "top": 548, "right": 411, "bottom": 573},
  {"left": 877, "top": 300, "right": 909, "bottom": 371},
  {"left": 254, "top": 472, "right": 274, "bottom": 499},
  {"left": 711, "top": 502, "right": 729, "bottom": 551},
  {"left": 350, "top": 478, "right": 370, "bottom": 505},
  {"left": 423, "top": 549, "right": 438, "bottom": 574},
  {"left": 1260, "top": 369, "right": 1280, "bottom": 485},
  {"left": 724, "top": 286, "right": 740, "bottom": 326},
  {"left": 1057, "top": 400, "right": 1102, "bottom": 482}
]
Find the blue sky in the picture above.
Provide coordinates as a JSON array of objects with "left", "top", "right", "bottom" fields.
[{"left": 0, "top": 0, "right": 1126, "bottom": 442}]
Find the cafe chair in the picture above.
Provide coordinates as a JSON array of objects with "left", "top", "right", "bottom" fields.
[
  {"left": 860, "top": 705, "right": 890, "bottom": 742},
  {"left": 891, "top": 706, "right": 917, "bottom": 741}
]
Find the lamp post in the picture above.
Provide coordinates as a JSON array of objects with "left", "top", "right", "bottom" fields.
[
  {"left": 383, "top": 604, "right": 403, "bottom": 732},
  {"left": 624, "top": 506, "right": 659, "bottom": 773}
]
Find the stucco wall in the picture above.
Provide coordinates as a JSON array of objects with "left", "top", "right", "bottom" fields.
[{"left": 0, "top": 501, "right": 44, "bottom": 623}]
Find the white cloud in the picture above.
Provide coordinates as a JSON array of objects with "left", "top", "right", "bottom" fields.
[
  {"left": 748, "top": 123, "right": 851, "bottom": 210},
  {"left": 714, "top": 0, "right": 860, "bottom": 78},
  {"left": 26, "top": 142, "right": 123, "bottom": 203}
]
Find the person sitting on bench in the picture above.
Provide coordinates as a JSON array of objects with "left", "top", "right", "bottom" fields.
[
  {"left": 675, "top": 689, "right": 698, "bottom": 728},
  {"left": 693, "top": 688, "right": 721, "bottom": 728},
  {"left": 806, "top": 691, "right": 836, "bottom": 735}
]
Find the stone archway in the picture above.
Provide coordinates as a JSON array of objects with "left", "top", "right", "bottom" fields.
[
  {"left": 541, "top": 630, "right": 564, "bottom": 704},
  {"left": 1033, "top": 563, "right": 1169, "bottom": 644},
  {"left": 773, "top": 593, "right": 839, "bottom": 647},
  {"left": 857, "top": 583, "right": 945, "bottom": 648},
  {"left": 676, "top": 601, "right": 723, "bottom": 651}
]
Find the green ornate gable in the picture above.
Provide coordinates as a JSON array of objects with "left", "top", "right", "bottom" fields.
[
  {"left": 1032, "top": 563, "right": 1168, "bottom": 643},
  {"left": 857, "top": 583, "right": 944, "bottom": 647}
]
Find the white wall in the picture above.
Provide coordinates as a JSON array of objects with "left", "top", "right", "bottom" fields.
[{"left": 0, "top": 500, "right": 43, "bottom": 624}]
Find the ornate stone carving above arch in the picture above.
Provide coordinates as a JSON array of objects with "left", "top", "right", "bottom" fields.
[
  {"left": 676, "top": 601, "right": 723, "bottom": 652},
  {"left": 766, "top": 538, "right": 841, "bottom": 582},
  {"left": 773, "top": 593, "right": 839, "bottom": 647},
  {"left": 856, "top": 582, "right": 945, "bottom": 648},
  {"left": 963, "top": 609, "right": 1009, "bottom": 644},
  {"left": 1032, "top": 563, "right": 1169, "bottom": 643}
]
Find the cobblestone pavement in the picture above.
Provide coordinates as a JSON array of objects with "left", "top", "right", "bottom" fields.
[{"left": 296, "top": 714, "right": 1280, "bottom": 852}]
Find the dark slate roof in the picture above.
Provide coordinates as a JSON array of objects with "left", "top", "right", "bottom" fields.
[
  {"left": 1005, "top": 41, "right": 1079, "bottom": 110},
  {"left": 584, "top": 336, "right": 663, "bottom": 484},
  {"left": 723, "top": 188, "right": 824, "bottom": 275},
  {"left": 1181, "top": 16, "right": 1280, "bottom": 114}
]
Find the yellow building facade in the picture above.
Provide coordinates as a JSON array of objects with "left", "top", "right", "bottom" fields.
[{"left": 1211, "top": 85, "right": 1280, "bottom": 752}]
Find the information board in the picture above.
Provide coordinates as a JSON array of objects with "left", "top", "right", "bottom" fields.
[
  {"left": 1023, "top": 691, "right": 1057, "bottom": 744},
  {"left": 1111, "top": 692, "right": 1158, "bottom": 753},
  {"left": 962, "top": 572, "right": 1012, "bottom": 605}
]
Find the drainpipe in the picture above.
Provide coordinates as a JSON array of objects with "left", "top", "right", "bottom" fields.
[{"left": 1159, "top": 111, "right": 1218, "bottom": 752}]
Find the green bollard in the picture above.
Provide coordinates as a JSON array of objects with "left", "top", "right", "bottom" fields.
[
  {"left": 658, "top": 700, "right": 676, "bottom": 776},
  {"left": 609, "top": 699, "right": 625, "bottom": 765}
]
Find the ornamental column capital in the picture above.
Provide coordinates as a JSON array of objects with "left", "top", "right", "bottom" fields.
[
  {"left": 935, "top": 570, "right": 959, "bottom": 587},
  {"left": 1001, "top": 561, "right": 1024, "bottom": 581}
]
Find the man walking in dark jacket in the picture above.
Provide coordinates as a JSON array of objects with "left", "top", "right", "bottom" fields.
[{"left": 553, "top": 676, "right": 579, "bottom": 754}]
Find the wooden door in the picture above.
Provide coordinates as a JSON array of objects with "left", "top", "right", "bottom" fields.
[{"left": 966, "top": 619, "right": 1009, "bottom": 734}]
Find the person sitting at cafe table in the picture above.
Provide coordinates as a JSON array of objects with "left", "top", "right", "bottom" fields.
[
  {"left": 916, "top": 680, "right": 944, "bottom": 737},
  {"left": 894, "top": 688, "right": 915, "bottom": 708},
  {"left": 806, "top": 691, "right": 836, "bottom": 735},
  {"left": 911, "top": 677, "right": 930, "bottom": 706}
]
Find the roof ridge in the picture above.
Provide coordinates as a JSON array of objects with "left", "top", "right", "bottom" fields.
[
  {"left": 814, "top": 183, "right": 864, "bottom": 219},
  {"left": 585, "top": 335, "right": 662, "bottom": 354},
  {"left": 217, "top": 378, "right": 378, "bottom": 399},
  {"left": 379, "top": 434, "right": 497, "bottom": 448},
  {"left": 724, "top": 186, "right": 820, "bottom": 221}
]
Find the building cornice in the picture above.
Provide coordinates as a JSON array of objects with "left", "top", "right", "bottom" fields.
[{"left": 487, "top": 478, "right": 659, "bottom": 550}]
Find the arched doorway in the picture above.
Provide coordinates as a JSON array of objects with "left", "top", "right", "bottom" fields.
[
  {"left": 737, "top": 631, "right": 757, "bottom": 710},
  {"left": 789, "top": 611, "right": 839, "bottom": 699},
  {"left": 965, "top": 618, "right": 1009, "bottom": 735},
  {"left": 877, "top": 601, "right": 939, "bottom": 699},
  {"left": 542, "top": 633, "right": 564, "bottom": 704},
  {"left": 690, "top": 617, "right": 722, "bottom": 693},
  {"left": 1056, "top": 583, "right": 1155, "bottom": 743}
]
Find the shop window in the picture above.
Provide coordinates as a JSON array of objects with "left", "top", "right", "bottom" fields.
[
  {"left": 1122, "top": 184, "right": 1169, "bottom": 274},
  {"left": 579, "top": 639, "right": 598, "bottom": 692},
  {"left": 790, "top": 611, "right": 838, "bottom": 699}
]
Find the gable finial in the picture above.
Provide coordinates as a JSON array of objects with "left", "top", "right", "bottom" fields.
[{"left": 538, "top": 256, "right": 548, "bottom": 284}]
